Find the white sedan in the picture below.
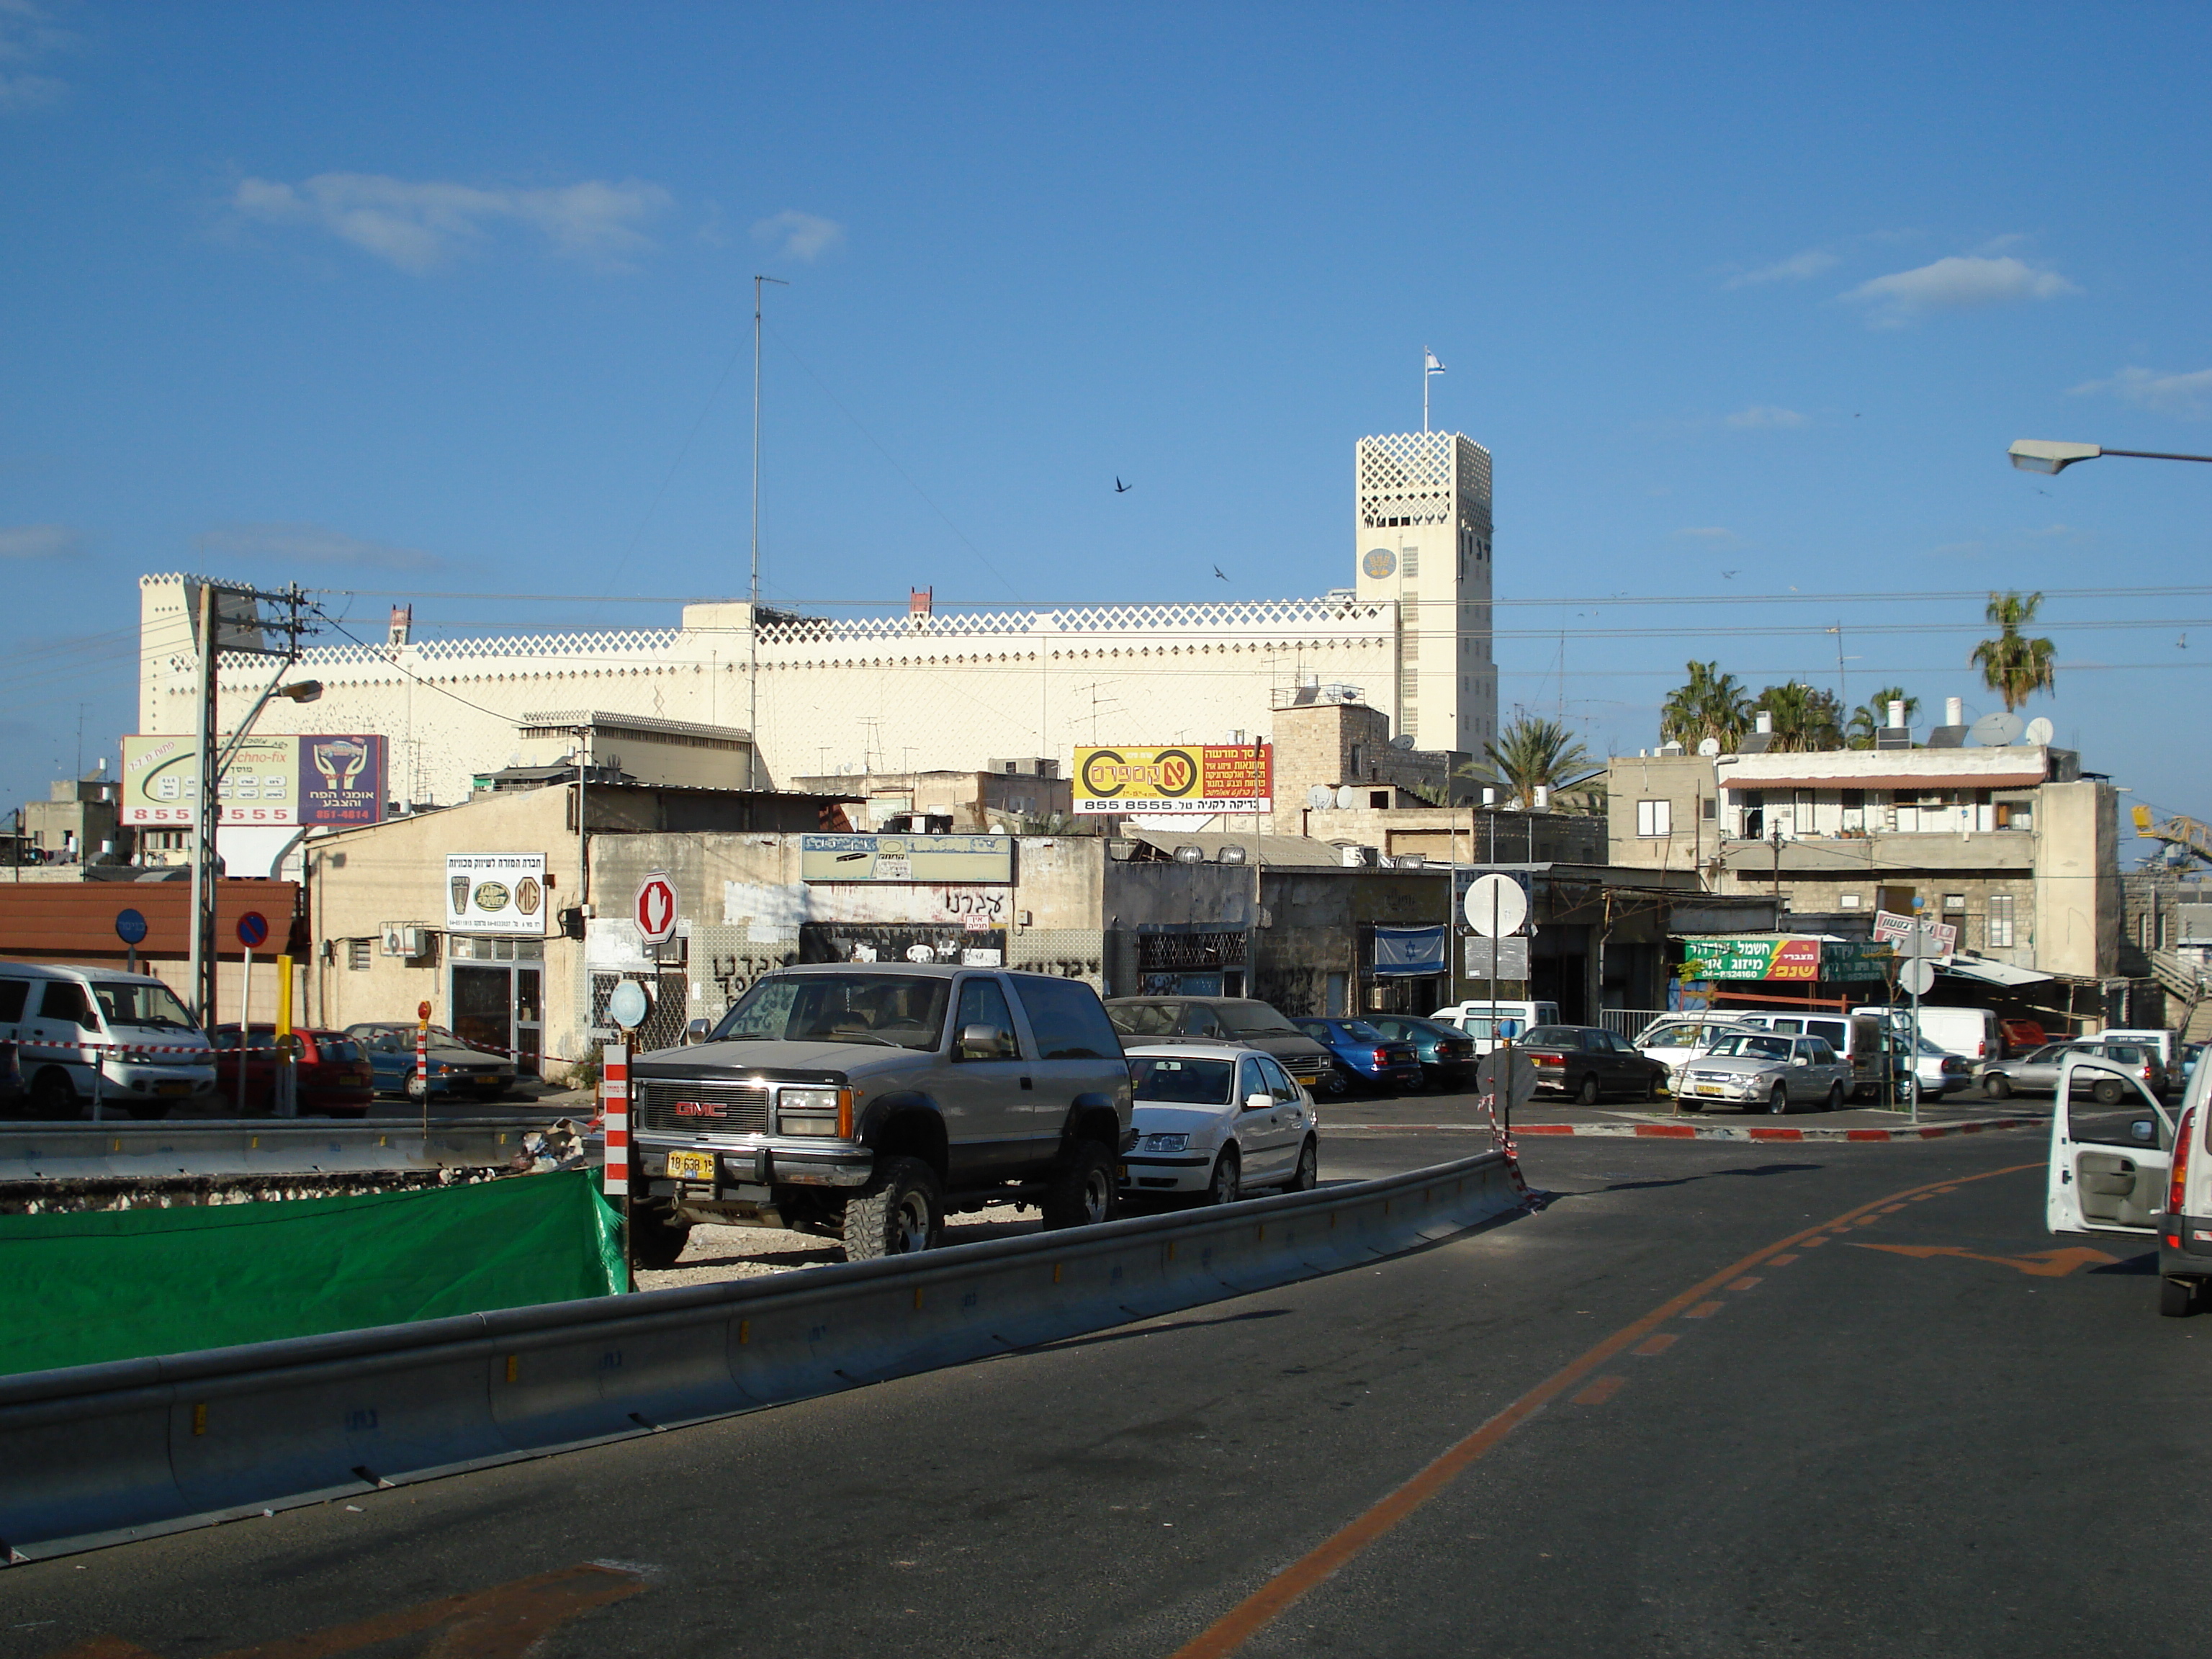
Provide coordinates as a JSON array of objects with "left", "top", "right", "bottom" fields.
[{"left": 1120, "top": 1042, "right": 1321, "bottom": 1205}]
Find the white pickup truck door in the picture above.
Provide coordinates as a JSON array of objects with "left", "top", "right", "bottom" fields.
[{"left": 2047, "top": 1054, "right": 2174, "bottom": 1235}]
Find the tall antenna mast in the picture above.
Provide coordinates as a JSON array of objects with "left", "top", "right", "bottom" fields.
[{"left": 749, "top": 273, "right": 788, "bottom": 791}]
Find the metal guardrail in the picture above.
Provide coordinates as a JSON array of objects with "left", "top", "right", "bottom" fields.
[
  {"left": 0, "top": 1116, "right": 568, "bottom": 1184},
  {"left": 0, "top": 1148, "right": 1521, "bottom": 1563}
]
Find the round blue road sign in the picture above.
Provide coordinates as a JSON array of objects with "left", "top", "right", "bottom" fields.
[
  {"left": 235, "top": 911, "right": 269, "bottom": 949},
  {"left": 114, "top": 908, "right": 148, "bottom": 945}
]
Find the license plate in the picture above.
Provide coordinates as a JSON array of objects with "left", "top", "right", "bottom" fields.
[
  {"left": 156, "top": 1081, "right": 192, "bottom": 1096},
  {"left": 1695, "top": 1084, "right": 1723, "bottom": 1096},
  {"left": 665, "top": 1150, "right": 717, "bottom": 1182}
]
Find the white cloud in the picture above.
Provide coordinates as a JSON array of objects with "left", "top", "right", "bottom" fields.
[
  {"left": 0, "top": 0, "right": 72, "bottom": 113},
  {"left": 1725, "top": 248, "right": 1838, "bottom": 289},
  {"left": 1673, "top": 526, "right": 1738, "bottom": 542},
  {"left": 197, "top": 522, "right": 442, "bottom": 572},
  {"left": 1724, "top": 405, "right": 1807, "bottom": 430},
  {"left": 1842, "top": 254, "right": 2079, "bottom": 327},
  {"left": 751, "top": 209, "right": 845, "bottom": 262},
  {"left": 2070, "top": 365, "right": 2212, "bottom": 418},
  {"left": 231, "top": 173, "right": 675, "bottom": 273},
  {"left": 0, "top": 522, "right": 79, "bottom": 559}
]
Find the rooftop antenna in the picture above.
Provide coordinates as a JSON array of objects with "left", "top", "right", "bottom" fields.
[{"left": 749, "top": 272, "right": 789, "bottom": 790}]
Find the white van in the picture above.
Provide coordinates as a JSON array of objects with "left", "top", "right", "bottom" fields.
[
  {"left": 1429, "top": 999, "right": 1561, "bottom": 1054},
  {"left": 2046, "top": 1048, "right": 2192, "bottom": 1315},
  {"left": 1853, "top": 1003, "right": 2002, "bottom": 1068},
  {"left": 0, "top": 962, "right": 217, "bottom": 1119},
  {"left": 2096, "top": 1028, "right": 2178, "bottom": 1071}
]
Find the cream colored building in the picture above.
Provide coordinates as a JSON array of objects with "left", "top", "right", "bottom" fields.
[{"left": 137, "top": 431, "right": 1498, "bottom": 811}]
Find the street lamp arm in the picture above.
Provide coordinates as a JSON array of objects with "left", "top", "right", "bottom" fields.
[
  {"left": 2100, "top": 448, "right": 2212, "bottom": 464},
  {"left": 2010, "top": 438, "right": 2212, "bottom": 474}
]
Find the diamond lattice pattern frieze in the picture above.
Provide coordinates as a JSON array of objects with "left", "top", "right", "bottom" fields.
[{"left": 1357, "top": 433, "right": 1491, "bottom": 530}]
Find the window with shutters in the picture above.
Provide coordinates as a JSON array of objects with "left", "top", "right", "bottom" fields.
[
  {"left": 1987, "top": 894, "right": 2016, "bottom": 949},
  {"left": 348, "top": 938, "right": 372, "bottom": 971}
]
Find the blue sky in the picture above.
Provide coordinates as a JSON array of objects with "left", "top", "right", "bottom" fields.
[{"left": 4, "top": 2, "right": 2211, "bottom": 841}]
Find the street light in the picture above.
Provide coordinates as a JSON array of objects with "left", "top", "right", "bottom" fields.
[{"left": 2009, "top": 439, "right": 2212, "bottom": 475}]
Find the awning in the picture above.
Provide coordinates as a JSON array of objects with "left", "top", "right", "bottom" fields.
[
  {"left": 1717, "top": 770, "right": 2044, "bottom": 792},
  {"left": 1372, "top": 925, "right": 1447, "bottom": 976},
  {"left": 1938, "top": 955, "right": 2051, "bottom": 987}
]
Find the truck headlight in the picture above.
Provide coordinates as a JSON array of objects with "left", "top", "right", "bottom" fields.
[{"left": 778, "top": 1085, "right": 850, "bottom": 1136}]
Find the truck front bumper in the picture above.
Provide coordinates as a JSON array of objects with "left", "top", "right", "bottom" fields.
[{"left": 635, "top": 1136, "right": 876, "bottom": 1191}]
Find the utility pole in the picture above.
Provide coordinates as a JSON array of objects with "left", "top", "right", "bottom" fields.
[
  {"left": 748, "top": 274, "right": 788, "bottom": 792},
  {"left": 1770, "top": 822, "right": 1785, "bottom": 912}
]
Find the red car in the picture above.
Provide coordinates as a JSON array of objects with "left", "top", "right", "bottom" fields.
[{"left": 211, "top": 1025, "right": 376, "bottom": 1117}]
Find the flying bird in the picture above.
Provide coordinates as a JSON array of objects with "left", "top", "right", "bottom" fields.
[
  {"left": 1720, "top": 570, "right": 1738, "bottom": 580},
  {"left": 1213, "top": 565, "right": 1228, "bottom": 582},
  {"left": 1115, "top": 477, "right": 1131, "bottom": 493},
  {"left": 2180, "top": 633, "right": 2190, "bottom": 649}
]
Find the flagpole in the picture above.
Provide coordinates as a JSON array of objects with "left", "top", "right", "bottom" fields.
[{"left": 1423, "top": 346, "right": 1430, "bottom": 433}]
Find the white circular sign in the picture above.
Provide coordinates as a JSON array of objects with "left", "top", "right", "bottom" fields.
[
  {"left": 1463, "top": 873, "right": 1529, "bottom": 938},
  {"left": 607, "top": 979, "right": 650, "bottom": 1030},
  {"left": 1899, "top": 959, "right": 1937, "bottom": 996}
]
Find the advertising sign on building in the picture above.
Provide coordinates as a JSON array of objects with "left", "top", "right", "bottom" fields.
[
  {"left": 1871, "top": 909, "right": 1958, "bottom": 955},
  {"left": 1072, "top": 745, "right": 1273, "bottom": 814},
  {"left": 446, "top": 853, "right": 548, "bottom": 936},
  {"left": 799, "top": 834, "right": 1014, "bottom": 884},
  {"left": 1679, "top": 935, "right": 1824, "bottom": 981},
  {"left": 121, "top": 734, "right": 387, "bottom": 827}
]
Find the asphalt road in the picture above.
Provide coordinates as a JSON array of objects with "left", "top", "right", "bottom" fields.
[{"left": 7, "top": 1125, "right": 2203, "bottom": 1658}]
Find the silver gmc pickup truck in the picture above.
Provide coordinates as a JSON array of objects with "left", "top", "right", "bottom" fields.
[{"left": 627, "top": 964, "right": 1134, "bottom": 1264}]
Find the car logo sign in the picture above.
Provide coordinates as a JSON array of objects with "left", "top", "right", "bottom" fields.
[{"left": 672, "top": 1100, "right": 724, "bottom": 1118}]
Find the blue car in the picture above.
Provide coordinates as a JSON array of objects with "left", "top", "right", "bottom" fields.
[
  {"left": 345, "top": 1022, "right": 518, "bottom": 1100},
  {"left": 1292, "top": 1017, "right": 1424, "bottom": 1097}
]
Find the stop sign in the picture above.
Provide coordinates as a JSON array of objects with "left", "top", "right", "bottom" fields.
[{"left": 634, "top": 871, "right": 678, "bottom": 945}]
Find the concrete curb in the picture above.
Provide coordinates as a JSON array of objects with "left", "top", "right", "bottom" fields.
[
  {"left": 1332, "top": 1118, "right": 2034, "bottom": 1143},
  {"left": 0, "top": 1149, "right": 1524, "bottom": 1563}
]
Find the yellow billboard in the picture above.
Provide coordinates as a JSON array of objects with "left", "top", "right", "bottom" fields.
[{"left": 1073, "top": 745, "right": 1273, "bottom": 814}]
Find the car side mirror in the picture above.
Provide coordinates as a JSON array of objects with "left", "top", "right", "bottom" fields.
[
  {"left": 1791, "top": 1056, "right": 1808, "bottom": 1066},
  {"left": 958, "top": 1022, "right": 1011, "bottom": 1060},
  {"left": 1244, "top": 1091, "right": 1273, "bottom": 1112},
  {"left": 684, "top": 1017, "right": 712, "bottom": 1046},
  {"left": 2129, "top": 1118, "right": 2156, "bottom": 1146}
]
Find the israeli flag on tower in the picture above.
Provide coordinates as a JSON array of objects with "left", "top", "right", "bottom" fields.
[{"left": 1423, "top": 349, "right": 1446, "bottom": 431}]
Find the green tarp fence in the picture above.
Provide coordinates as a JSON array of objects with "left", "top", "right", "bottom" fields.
[{"left": 1, "top": 1170, "right": 624, "bottom": 1377}]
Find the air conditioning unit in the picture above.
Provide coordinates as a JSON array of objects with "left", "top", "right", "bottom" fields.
[{"left": 382, "top": 924, "right": 428, "bottom": 958}]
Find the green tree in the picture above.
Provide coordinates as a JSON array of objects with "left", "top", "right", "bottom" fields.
[
  {"left": 1971, "top": 590, "right": 2057, "bottom": 711},
  {"left": 1659, "top": 660, "right": 1753, "bottom": 751},
  {"left": 1752, "top": 682, "right": 1843, "bottom": 752},
  {"left": 1845, "top": 687, "right": 1920, "bottom": 749},
  {"left": 1460, "top": 714, "right": 1598, "bottom": 809}
]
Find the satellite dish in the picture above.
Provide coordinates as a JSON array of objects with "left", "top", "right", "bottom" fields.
[
  {"left": 2023, "top": 716, "right": 2054, "bottom": 746},
  {"left": 1696, "top": 737, "right": 1722, "bottom": 757},
  {"left": 1335, "top": 785, "right": 1359, "bottom": 810},
  {"left": 1389, "top": 734, "right": 1416, "bottom": 751},
  {"left": 1306, "top": 785, "right": 1334, "bottom": 810},
  {"left": 1969, "top": 711, "right": 2025, "bottom": 747}
]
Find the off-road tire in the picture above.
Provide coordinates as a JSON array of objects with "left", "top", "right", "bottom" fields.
[
  {"left": 1287, "top": 1136, "right": 1319, "bottom": 1192},
  {"left": 30, "top": 1068, "right": 76, "bottom": 1120},
  {"left": 842, "top": 1155, "right": 943, "bottom": 1260},
  {"left": 2161, "top": 1276, "right": 2196, "bottom": 1318},
  {"left": 1203, "top": 1145, "right": 1241, "bottom": 1207},
  {"left": 1041, "top": 1139, "right": 1117, "bottom": 1231},
  {"left": 1576, "top": 1074, "right": 1601, "bottom": 1107},
  {"left": 1984, "top": 1074, "right": 2013, "bottom": 1100},
  {"left": 629, "top": 1202, "right": 693, "bottom": 1270}
]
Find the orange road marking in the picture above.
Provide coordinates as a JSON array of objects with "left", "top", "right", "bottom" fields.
[
  {"left": 1683, "top": 1301, "right": 1725, "bottom": 1318},
  {"left": 1800, "top": 1236, "right": 1828, "bottom": 1246},
  {"left": 1571, "top": 1375, "right": 1626, "bottom": 1405},
  {"left": 1768, "top": 1253, "right": 1799, "bottom": 1265},
  {"left": 1728, "top": 1277, "right": 1762, "bottom": 1291},
  {"left": 1164, "top": 1159, "right": 2041, "bottom": 1659},
  {"left": 1633, "top": 1334, "right": 1677, "bottom": 1356},
  {"left": 1848, "top": 1243, "right": 2118, "bottom": 1279},
  {"left": 1879, "top": 1204, "right": 1909, "bottom": 1213},
  {"left": 43, "top": 1563, "right": 648, "bottom": 1659}
]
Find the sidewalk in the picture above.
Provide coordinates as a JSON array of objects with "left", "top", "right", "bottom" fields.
[{"left": 1322, "top": 1090, "right": 2049, "bottom": 1143}]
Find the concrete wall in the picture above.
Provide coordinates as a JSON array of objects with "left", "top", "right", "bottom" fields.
[
  {"left": 1606, "top": 755, "right": 1720, "bottom": 878},
  {"left": 2033, "top": 780, "right": 2118, "bottom": 980}
]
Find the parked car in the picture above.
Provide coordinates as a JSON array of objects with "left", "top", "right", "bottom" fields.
[
  {"left": 0, "top": 961, "right": 215, "bottom": 1120},
  {"left": 2000, "top": 1017, "right": 2049, "bottom": 1054},
  {"left": 1361, "top": 1015, "right": 1478, "bottom": 1092},
  {"left": 1984, "top": 1040, "right": 2166, "bottom": 1103},
  {"left": 346, "top": 1022, "right": 518, "bottom": 1100},
  {"left": 1515, "top": 1024, "right": 1673, "bottom": 1105},
  {"left": 1853, "top": 1003, "right": 2001, "bottom": 1070},
  {"left": 633, "top": 965, "right": 1133, "bottom": 1266},
  {"left": 1121, "top": 1043, "right": 1320, "bottom": 1205},
  {"left": 1676, "top": 1030, "right": 1854, "bottom": 1115},
  {"left": 211, "top": 1025, "right": 376, "bottom": 1116},
  {"left": 1428, "top": 999, "right": 1561, "bottom": 1053},
  {"left": 1104, "top": 997, "right": 1333, "bottom": 1088},
  {"left": 2095, "top": 1027, "right": 2180, "bottom": 1072},
  {"left": 2044, "top": 1050, "right": 2185, "bottom": 1313},
  {"left": 1634, "top": 1014, "right": 1759, "bottom": 1082},
  {"left": 1291, "top": 1018, "right": 1424, "bottom": 1097},
  {"left": 2182, "top": 1042, "right": 2204, "bottom": 1089}
]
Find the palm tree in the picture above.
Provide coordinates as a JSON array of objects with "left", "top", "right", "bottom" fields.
[
  {"left": 1753, "top": 682, "right": 1843, "bottom": 752},
  {"left": 1971, "top": 590, "right": 2057, "bottom": 711},
  {"left": 1845, "top": 687, "right": 1920, "bottom": 749},
  {"left": 1660, "top": 660, "right": 1752, "bottom": 750},
  {"left": 1460, "top": 714, "right": 1598, "bottom": 809}
]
